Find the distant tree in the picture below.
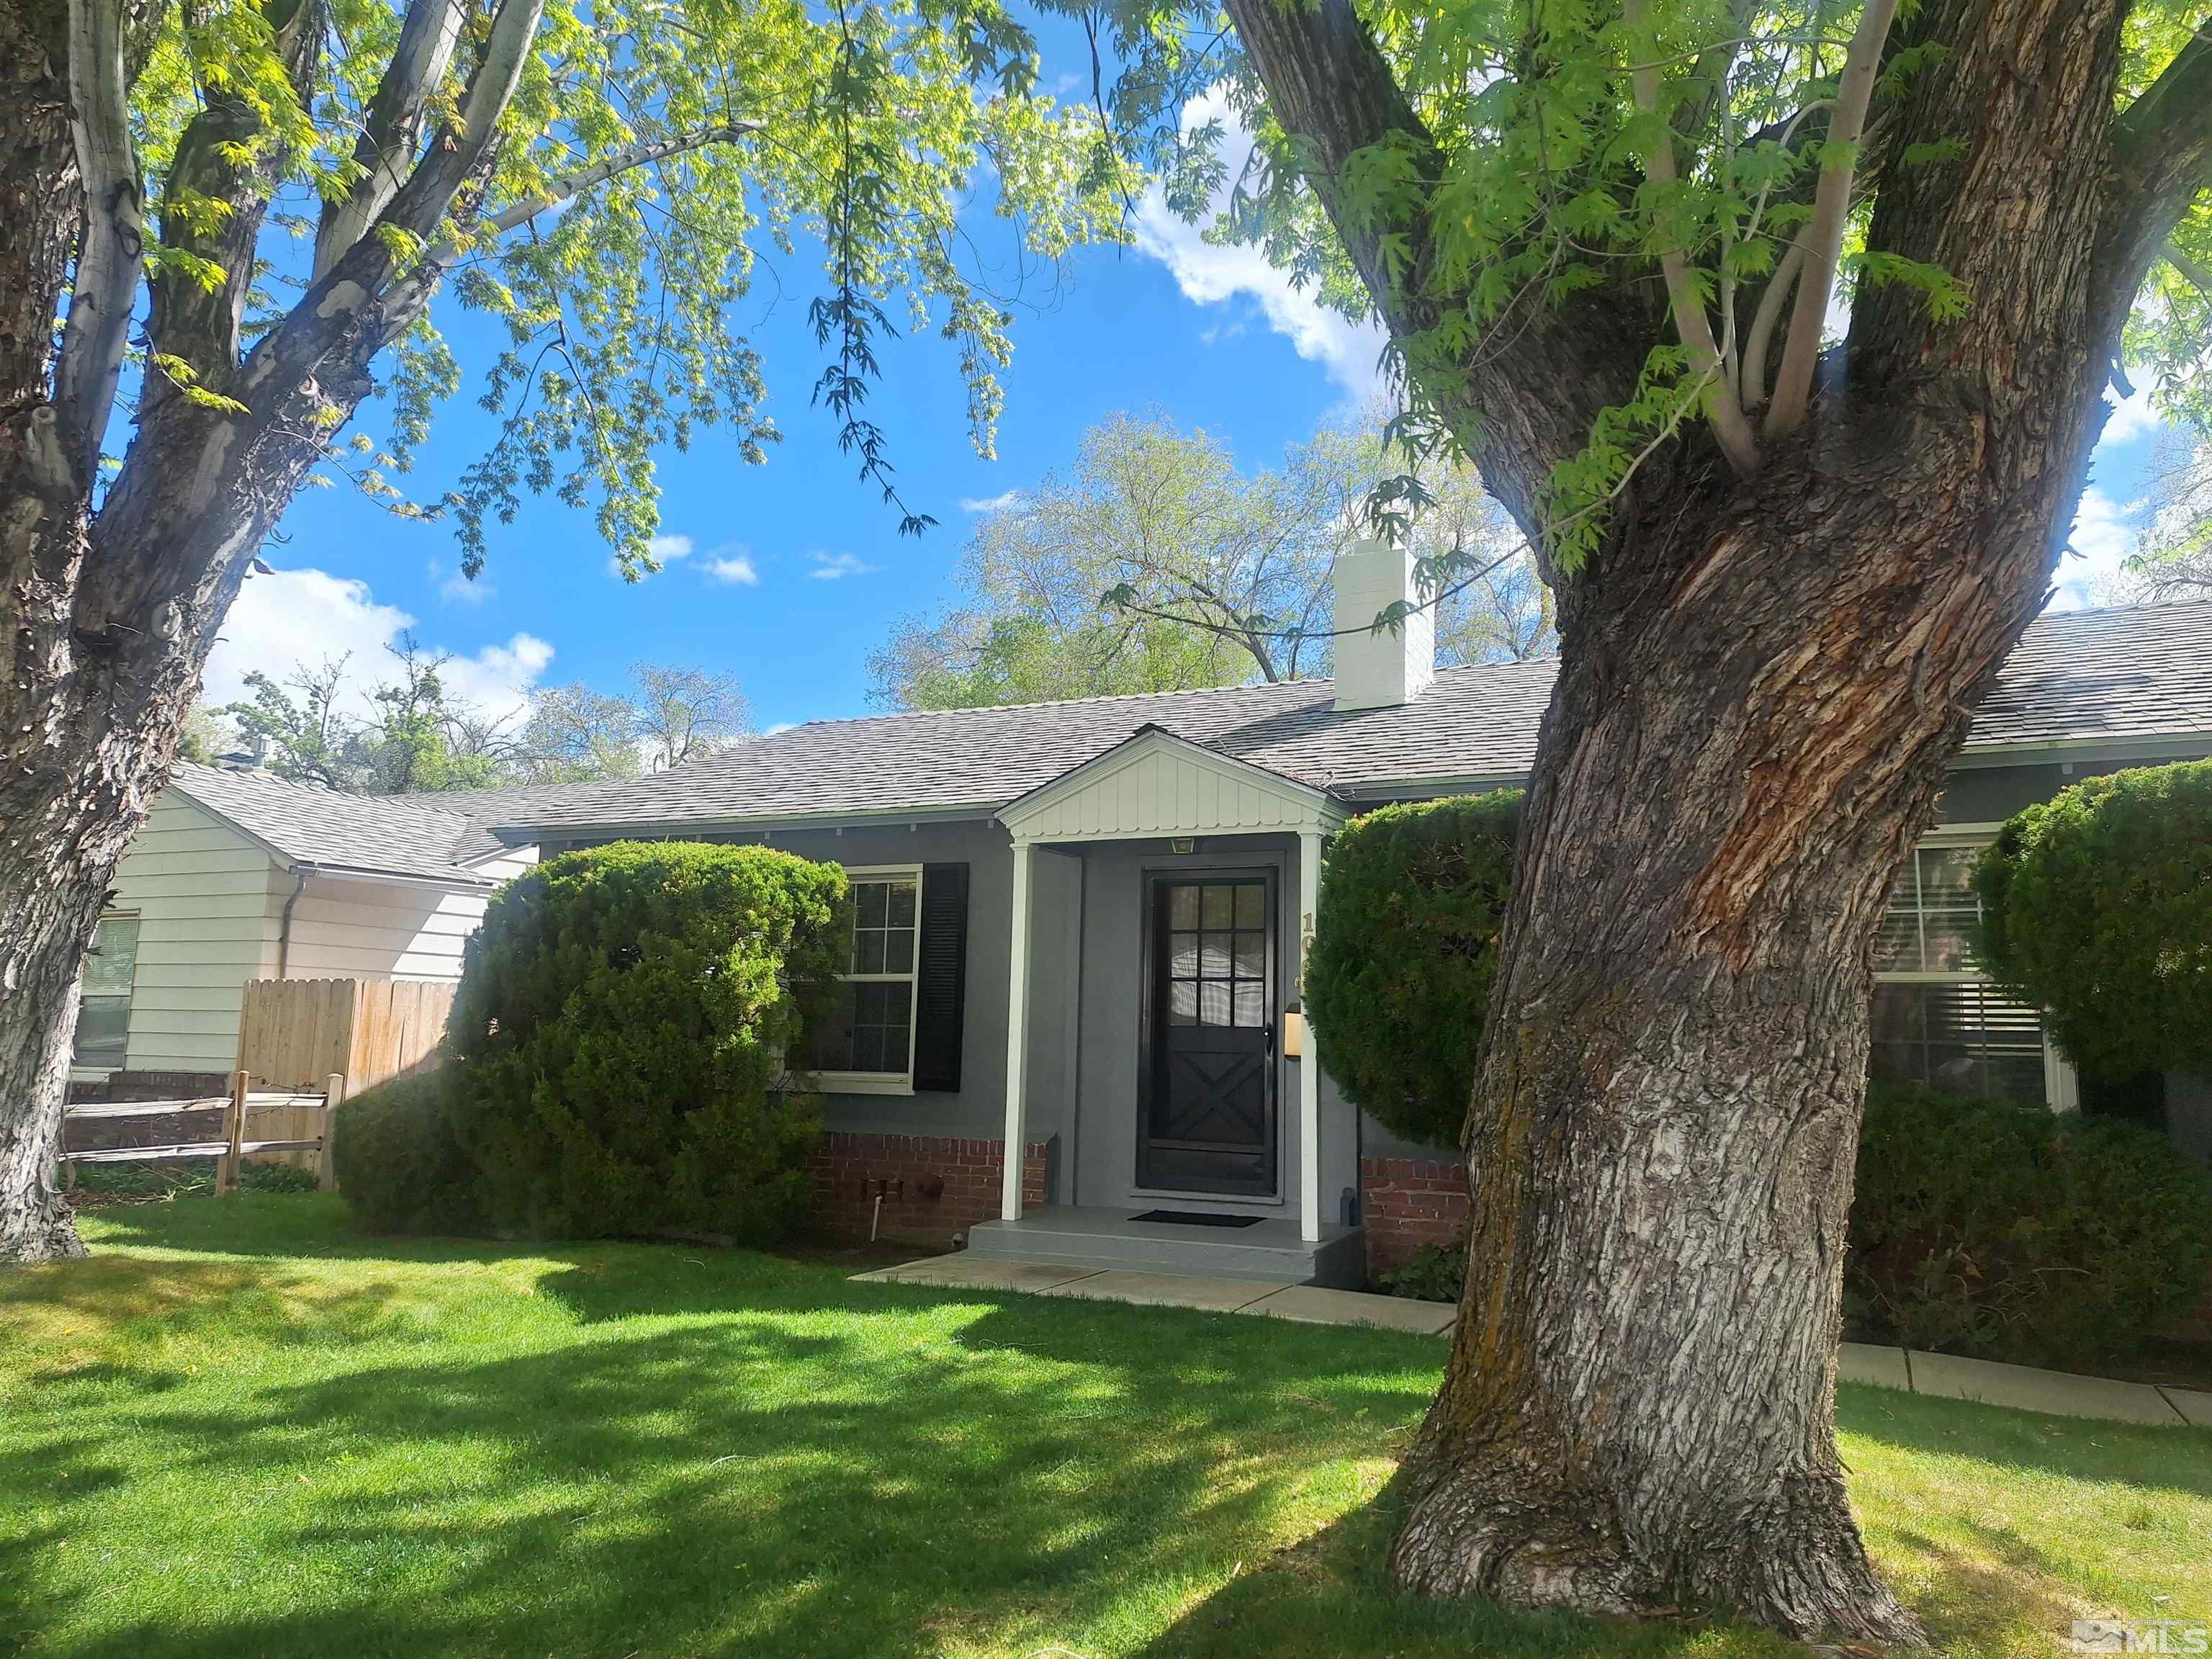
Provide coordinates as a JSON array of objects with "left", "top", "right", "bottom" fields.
[
  {"left": 224, "top": 660, "right": 354, "bottom": 788},
  {"left": 630, "top": 665, "right": 752, "bottom": 770},
  {"left": 2123, "top": 436, "right": 2212, "bottom": 600},
  {"left": 174, "top": 706, "right": 228, "bottom": 766},
  {"left": 222, "top": 637, "right": 511, "bottom": 794},
  {"left": 350, "top": 639, "right": 511, "bottom": 794},
  {"left": 868, "top": 411, "right": 1548, "bottom": 710},
  {"left": 515, "top": 684, "right": 648, "bottom": 785}
]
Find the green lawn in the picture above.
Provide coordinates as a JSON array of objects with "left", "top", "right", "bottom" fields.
[{"left": 3, "top": 1197, "right": 2206, "bottom": 1658}]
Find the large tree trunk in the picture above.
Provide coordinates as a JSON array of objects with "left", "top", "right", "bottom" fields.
[
  {"left": 1389, "top": 422, "right": 2093, "bottom": 1640},
  {"left": 1208, "top": 0, "right": 2186, "bottom": 1638}
]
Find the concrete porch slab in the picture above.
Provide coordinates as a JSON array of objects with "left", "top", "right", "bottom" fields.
[
  {"left": 1035, "top": 1270, "right": 1277, "bottom": 1311},
  {"left": 966, "top": 1205, "right": 1366, "bottom": 1287},
  {"left": 2160, "top": 1385, "right": 2212, "bottom": 1426},
  {"left": 1239, "top": 1284, "right": 1455, "bottom": 1334},
  {"left": 851, "top": 1255, "right": 1102, "bottom": 1292},
  {"left": 1838, "top": 1342, "right": 1912, "bottom": 1392},
  {"left": 1907, "top": 1350, "right": 2187, "bottom": 1425}
]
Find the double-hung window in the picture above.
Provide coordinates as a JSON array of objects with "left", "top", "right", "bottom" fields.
[
  {"left": 1869, "top": 835, "right": 2067, "bottom": 1107},
  {"left": 73, "top": 912, "right": 140, "bottom": 1071},
  {"left": 802, "top": 867, "right": 922, "bottom": 1094}
]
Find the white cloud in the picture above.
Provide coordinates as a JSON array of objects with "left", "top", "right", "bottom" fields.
[
  {"left": 2052, "top": 486, "right": 2146, "bottom": 611},
  {"left": 648, "top": 534, "right": 696, "bottom": 562},
  {"left": 2099, "top": 381, "right": 2165, "bottom": 447},
  {"left": 703, "top": 552, "right": 760, "bottom": 586},
  {"left": 1133, "top": 87, "right": 1390, "bottom": 409},
  {"left": 809, "top": 552, "right": 880, "bottom": 580},
  {"left": 958, "top": 490, "right": 1024, "bottom": 515},
  {"left": 204, "top": 567, "right": 554, "bottom": 731},
  {"left": 763, "top": 721, "right": 797, "bottom": 736},
  {"left": 429, "top": 559, "right": 491, "bottom": 606}
]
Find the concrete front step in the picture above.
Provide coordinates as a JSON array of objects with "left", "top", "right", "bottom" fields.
[{"left": 965, "top": 1205, "right": 1365, "bottom": 1288}]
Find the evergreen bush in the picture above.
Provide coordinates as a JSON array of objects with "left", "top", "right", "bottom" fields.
[
  {"left": 1305, "top": 791, "right": 1522, "bottom": 1147},
  {"left": 446, "top": 841, "right": 849, "bottom": 1241},
  {"left": 1973, "top": 758, "right": 2212, "bottom": 1080},
  {"left": 1845, "top": 1084, "right": 2212, "bottom": 1365},
  {"left": 331, "top": 1066, "right": 480, "bottom": 1234}
]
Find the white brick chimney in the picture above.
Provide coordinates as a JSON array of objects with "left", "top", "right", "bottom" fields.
[{"left": 1331, "top": 538, "right": 1434, "bottom": 711}]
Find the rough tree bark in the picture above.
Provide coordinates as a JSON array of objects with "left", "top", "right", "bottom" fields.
[{"left": 1220, "top": 0, "right": 2212, "bottom": 1640}]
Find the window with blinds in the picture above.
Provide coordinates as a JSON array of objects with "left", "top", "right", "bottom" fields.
[
  {"left": 74, "top": 912, "right": 140, "bottom": 1071},
  {"left": 801, "top": 870, "right": 921, "bottom": 1087},
  {"left": 1871, "top": 842, "right": 2049, "bottom": 1105}
]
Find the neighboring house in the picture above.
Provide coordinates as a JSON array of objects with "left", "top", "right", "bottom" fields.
[
  {"left": 496, "top": 552, "right": 2212, "bottom": 1284},
  {"left": 71, "top": 764, "right": 559, "bottom": 1096}
]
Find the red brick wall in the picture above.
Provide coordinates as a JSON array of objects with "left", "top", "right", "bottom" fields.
[
  {"left": 804, "top": 1132, "right": 1050, "bottom": 1249},
  {"left": 1360, "top": 1156, "right": 1467, "bottom": 1279},
  {"left": 64, "top": 1070, "right": 230, "bottom": 1106}
]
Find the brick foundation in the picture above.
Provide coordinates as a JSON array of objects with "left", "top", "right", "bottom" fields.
[
  {"left": 1360, "top": 1156, "right": 1467, "bottom": 1280},
  {"left": 804, "top": 1132, "right": 1049, "bottom": 1250},
  {"left": 64, "top": 1069, "right": 230, "bottom": 1106}
]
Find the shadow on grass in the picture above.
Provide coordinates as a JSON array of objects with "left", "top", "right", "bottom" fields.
[
  {"left": 23, "top": 1197, "right": 2206, "bottom": 1659},
  {"left": 12, "top": 1212, "right": 1441, "bottom": 1659}
]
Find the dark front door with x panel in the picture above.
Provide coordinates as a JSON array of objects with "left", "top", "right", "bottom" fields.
[{"left": 1138, "top": 871, "right": 1278, "bottom": 1198}]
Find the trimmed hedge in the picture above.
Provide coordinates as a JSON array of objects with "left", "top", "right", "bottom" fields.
[
  {"left": 330, "top": 1066, "right": 480, "bottom": 1234},
  {"left": 443, "top": 841, "right": 850, "bottom": 1241},
  {"left": 1382, "top": 1088, "right": 2212, "bottom": 1364},
  {"left": 1845, "top": 1084, "right": 2212, "bottom": 1365},
  {"left": 1974, "top": 757, "right": 2212, "bottom": 1080},
  {"left": 1305, "top": 791, "right": 1521, "bottom": 1146}
]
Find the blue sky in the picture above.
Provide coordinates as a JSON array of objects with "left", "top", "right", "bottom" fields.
[{"left": 201, "top": 66, "right": 2179, "bottom": 742}]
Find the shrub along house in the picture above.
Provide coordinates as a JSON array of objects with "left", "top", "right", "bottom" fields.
[{"left": 495, "top": 551, "right": 2212, "bottom": 1285}]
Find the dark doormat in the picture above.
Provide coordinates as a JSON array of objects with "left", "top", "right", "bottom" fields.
[{"left": 1129, "top": 1208, "right": 1264, "bottom": 1228}]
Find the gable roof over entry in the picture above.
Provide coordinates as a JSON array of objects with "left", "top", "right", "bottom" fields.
[{"left": 997, "top": 726, "right": 1349, "bottom": 843}]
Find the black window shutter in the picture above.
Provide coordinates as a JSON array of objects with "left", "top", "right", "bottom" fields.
[{"left": 912, "top": 863, "right": 968, "bottom": 1092}]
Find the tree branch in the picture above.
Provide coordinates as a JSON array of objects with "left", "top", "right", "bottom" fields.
[
  {"left": 2113, "top": 22, "right": 2212, "bottom": 210},
  {"left": 2096, "top": 20, "right": 2212, "bottom": 322},
  {"left": 1763, "top": 0, "right": 1899, "bottom": 440},
  {"left": 1218, "top": 0, "right": 1646, "bottom": 542},
  {"left": 53, "top": 0, "right": 141, "bottom": 479},
  {"left": 1739, "top": 238, "right": 1803, "bottom": 413},
  {"left": 313, "top": 0, "right": 468, "bottom": 281},
  {"left": 1624, "top": 0, "right": 1760, "bottom": 476},
  {"left": 146, "top": 0, "right": 325, "bottom": 396},
  {"left": 368, "top": 122, "right": 762, "bottom": 355}
]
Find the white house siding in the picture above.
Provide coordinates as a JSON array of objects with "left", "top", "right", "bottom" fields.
[
  {"left": 270, "top": 845, "right": 536, "bottom": 984},
  {"left": 106, "top": 795, "right": 280, "bottom": 1075},
  {"left": 85, "top": 795, "right": 539, "bottom": 1080}
]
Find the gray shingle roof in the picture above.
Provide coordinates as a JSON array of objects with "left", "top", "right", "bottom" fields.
[
  {"left": 500, "top": 599, "right": 2212, "bottom": 836},
  {"left": 168, "top": 765, "right": 572, "bottom": 883}
]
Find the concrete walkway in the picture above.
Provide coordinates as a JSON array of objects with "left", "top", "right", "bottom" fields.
[{"left": 855, "top": 1254, "right": 2211, "bottom": 1426}]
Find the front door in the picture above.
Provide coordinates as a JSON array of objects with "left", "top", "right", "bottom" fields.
[{"left": 1138, "top": 872, "right": 1278, "bottom": 1197}]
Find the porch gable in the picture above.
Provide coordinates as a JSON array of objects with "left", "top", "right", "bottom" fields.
[{"left": 996, "top": 724, "right": 1348, "bottom": 845}]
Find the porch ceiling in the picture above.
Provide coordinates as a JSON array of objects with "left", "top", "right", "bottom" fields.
[{"left": 997, "top": 724, "right": 1348, "bottom": 845}]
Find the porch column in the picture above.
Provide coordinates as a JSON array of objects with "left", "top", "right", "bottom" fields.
[
  {"left": 1000, "top": 836, "right": 1036, "bottom": 1220},
  {"left": 1298, "top": 827, "right": 1323, "bottom": 1243}
]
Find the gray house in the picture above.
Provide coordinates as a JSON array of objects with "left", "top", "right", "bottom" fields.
[{"left": 498, "top": 548, "right": 2212, "bottom": 1286}]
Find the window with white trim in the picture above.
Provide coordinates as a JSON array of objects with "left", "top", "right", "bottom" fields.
[
  {"left": 74, "top": 912, "right": 140, "bottom": 1071},
  {"left": 801, "top": 868, "right": 922, "bottom": 1092},
  {"left": 1869, "top": 840, "right": 2054, "bottom": 1104}
]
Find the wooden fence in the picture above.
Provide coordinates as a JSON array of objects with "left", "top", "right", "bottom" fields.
[
  {"left": 235, "top": 979, "right": 454, "bottom": 1170},
  {"left": 62, "top": 1070, "right": 343, "bottom": 1192}
]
